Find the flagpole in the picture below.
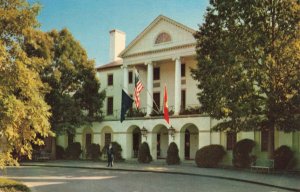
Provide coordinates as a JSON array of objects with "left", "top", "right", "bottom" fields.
[
  {"left": 133, "top": 68, "right": 161, "bottom": 113},
  {"left": 132, "top": 67, "right": 161, "bottom": 114},
  {"left": 118, "top": 82, "right": 161, "bottom": 115}
]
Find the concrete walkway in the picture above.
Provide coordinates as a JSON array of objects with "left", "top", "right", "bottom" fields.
[{"left": 21, "top": 160, "right": 300, "bottom": 191}]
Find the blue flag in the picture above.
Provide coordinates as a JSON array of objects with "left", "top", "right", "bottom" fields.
[{"left": 120, "top": 89, "right": 133, "bottom": 123}]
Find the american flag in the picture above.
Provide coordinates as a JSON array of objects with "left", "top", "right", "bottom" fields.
[{"left": 134, "top": 69, "right": 144, "bottom": 109}]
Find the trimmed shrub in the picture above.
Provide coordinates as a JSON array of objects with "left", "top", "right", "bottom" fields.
[
  {"left": 0, "top": 178, "right": 31, "bottom": 192},
  {"left": 232, "top": 139, "right": 256, "bottom": 168},
  {"left": 166, "top": 142, "right": 180, "bottom": 165},
  {"left": 274, "top": 145, "right": 294, "bottom": 170},
  {"left": 86, "top": 143, "right": 102, "bottom": 160},
  {"left": 195, "top": 145, "right": 226, "bottom": 168},
  {"left": 138, "top": 142, "right": 152, "bottom": 163},
  {"left": 56, "top": 145, "right": 65, "bottom": 159},
  {"left": 65, "top": 142, "right": 82, "bottom": 159},
  {"left": 102, "top": 142, "right": 124, "bottom": 161}
]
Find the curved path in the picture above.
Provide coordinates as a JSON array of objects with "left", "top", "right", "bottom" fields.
[{"left": 2, "top": 166, "right": 296, "bottom": 192}]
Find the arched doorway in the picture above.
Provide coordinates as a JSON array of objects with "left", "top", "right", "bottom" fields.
[
  {"left": 82, "top": 127, "right": 93, "bottom": 158},
  {"left": 153, "top": 125, "right": 169, "bottom": 159},
  {"left": 132, "top": 127, "right": 141, "bottom": 158},
  {"left": 185, "top": 129, "right": 190, "bottom": 159},
  {"left": 181, "top": 124, "right": 199, "bottom": 160},
  {"left": 101, "top": 126, "right": 113, "bottom": 150},
  {"left": 126, "top": 125, "right": 141, "bottom": 159}
]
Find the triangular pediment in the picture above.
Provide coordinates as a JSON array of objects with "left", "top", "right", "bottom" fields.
[{"left": 120, "top": 15, "right": 196, "bottom": 58}]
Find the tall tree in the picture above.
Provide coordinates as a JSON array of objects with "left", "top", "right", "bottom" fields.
[
  {"left": 39, "top": 29, "right": 105, "bottom": 135},
  {"left": 191, "top": 0, "right": 300, "bottom": 157},
  {"left": 0, "top": 0, "right": 53, "bottom": 168}
]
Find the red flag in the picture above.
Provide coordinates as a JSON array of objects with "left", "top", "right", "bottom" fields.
[
  {"left": 164, "top": 85, "right": 170, "bottom": 124},
  {"left": 134, "top": 69, "right": 144, "bottom": 109}
]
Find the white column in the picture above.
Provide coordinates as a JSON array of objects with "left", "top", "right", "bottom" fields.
[
  {"left": 122, "top": 65, "right": 129, "bottom": 93},
  {"left": 174, "top": 57, "right": 181, "bottom": 115},
  {"left": 146, "top": 61, "right": 153, "bottom": 116}
]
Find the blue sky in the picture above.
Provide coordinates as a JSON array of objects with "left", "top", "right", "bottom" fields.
[{"left": 30, "top": 0, "right": 209, "bottom": 67}]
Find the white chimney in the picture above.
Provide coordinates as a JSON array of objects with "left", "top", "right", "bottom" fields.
[{"left": 109, "top": 29, "right": 126, "bottom": 62}]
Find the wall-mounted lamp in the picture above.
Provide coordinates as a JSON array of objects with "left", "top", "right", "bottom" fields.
[
  {"left": 141, "top": 127, "right": 148, "bottom": 140},
  {"left": 168, "top": 126, "right": 176, "bottom": 140}
]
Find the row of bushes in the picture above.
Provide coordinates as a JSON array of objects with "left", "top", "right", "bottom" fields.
[
  {"left": 138, "top": 140, "right": 295, "bottom": 170},
  {"left": 57, "top": 140, "right": 295, "bottom": 170},
  {"left": 56, "top": 142, "right": 123, "bottom": 161},
  {"left": 194, "top": 139, "right": 295, "bottom": 170},
  {"left": 138, "top": 142, "right": 180, "bottom": 165}
]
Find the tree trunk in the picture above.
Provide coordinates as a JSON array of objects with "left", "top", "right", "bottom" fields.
[{"left": 268, "top": 127, "right": 275, "bottom": 159}]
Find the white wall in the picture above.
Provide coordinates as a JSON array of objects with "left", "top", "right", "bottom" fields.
[
  {"left": 126, "top": 19, "right": 195, "bottom": 56},
  {"left": 97, "top": 67, "right": 123, "bottom": 119}
]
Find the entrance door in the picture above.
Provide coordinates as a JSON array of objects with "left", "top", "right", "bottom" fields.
[
  {"left": 133, "top": 129, "right": 141, "bottom": 158},
  {"left": 185, "top": 129, "right": 190, "bottom": 159},
  {"left": 105, "top": 133, "right": 111, "bottom": 147},
  {"left": 86, "top": 133, "right": 92, "bottom": 147},
  {"left": 157, "top": 134, "right": 161, "bottom": 158}
]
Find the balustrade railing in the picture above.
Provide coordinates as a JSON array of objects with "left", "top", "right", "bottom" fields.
[{"left": 104, "top": 104, "right": 203, "bottom": 120}]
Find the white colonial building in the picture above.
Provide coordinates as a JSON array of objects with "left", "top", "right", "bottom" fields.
[{"left": 57, "top": 15, "right": 300, "bottom": 168}]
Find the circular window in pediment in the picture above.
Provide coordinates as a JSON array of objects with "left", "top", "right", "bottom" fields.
[{"left": 155, "top": 32, "right": 171, "bottom": 44}]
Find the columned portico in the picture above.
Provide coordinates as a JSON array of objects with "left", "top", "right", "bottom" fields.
[
  {"left": 146, "top": 61, "right": 153, "bottom": 116},
  {"left": 122, "top": 65, "right": 129, "bottom": 93},
  {"left": 174, "top": 57, "right": 181, "bottom": 115}
]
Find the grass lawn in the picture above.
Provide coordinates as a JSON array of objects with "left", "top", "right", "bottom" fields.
[{"left": 0, "top": 178, "right": 30, "bottom": 192}]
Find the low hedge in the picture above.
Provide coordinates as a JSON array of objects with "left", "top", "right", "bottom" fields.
[
  {"left": 232, "top": 139, "right": 256, "bottom": 168},
  {"left": 102, "top": 142, "right": 124, "bottom": 161},
  {"left": 274, "top": 145, "right": 294, "bottom": 170},
  {"left": 0, "top": 178, "right": 30, "bottom": 192},
  {"left": 138, "top": 142, "right": 152, "bottom": 163},
  {"left": 65, "top": 142, "right": 82, "bottom": 159},
  {"left": 86, "top": 143, "right": 102, "bottom": 160},
  {"left": 166, "top": 142, "right": 180, "bottom": 165},
  {"left": 195, "top": 145, "right": 226, "bottom": 168},
  {"left": 56, "top": 145, "right": 65, "bottom": 159}
]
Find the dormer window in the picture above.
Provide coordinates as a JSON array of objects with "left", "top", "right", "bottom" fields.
[{"left": 155, "top": 32, "right": 171, "bottom": 44}]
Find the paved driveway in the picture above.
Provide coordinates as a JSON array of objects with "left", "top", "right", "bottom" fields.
[{"left": 1, "top": 166, "right": 294, "bottom": 192}]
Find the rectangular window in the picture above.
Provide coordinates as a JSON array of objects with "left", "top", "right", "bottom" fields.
[
  {"left": 129, "top": 71, "right": 133, "bottom": 84},
  {"left": 153, "top": 67, "right": 160, "bottom": 80},
  {"left": 181, "top": 63, "right": 186, "bottom": 77},
  {"left": 181, "top": 90, "right": 186, "bottom": 110},
  {"left": 153, "top": 92, "right": 160, "bottom": 111},
  {"left": 107, "top": 74, "right": 113, "bottom": 86},
  {"left": 107, "top": 97, "right": 113, "bottom": 115},
  {"left": 105, "top": 133, "right": 111, "bottom": 147},
  {"left": 261, "top": 130, "right": 269, "bottom": 151},
  {"left": 226, "top": 132, "right": 237, "bottom": 150}
]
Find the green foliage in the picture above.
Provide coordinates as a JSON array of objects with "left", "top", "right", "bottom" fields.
[
  {"left": 150, "top": 109, "right": 174, "bottom": 116},
  {"left": 55, "top": 145, "right": 65, "bottom": 160},
  {"left": 274, "top": 145, "right": 294, "bottom": 170},
  {"left": 37, "top": 29, "right": 106, "bottom": 135},
  {"left": 179, "top": 106, "right": 202, "bottom": 115},
  {"left": 86, "top": 143, "right": 102, "bottom": 160},
  {"left": 102, "top": 142, "right": 124, "bottom": 161},
  {"left": 232, "top": 139, "right": 256, "bottom": 168},
  {"left": 65, "top": 142, "right": 82, "bottom": 159},
  {"left": 138, "top": 142, "right": 152, "bottom": 163},
  {"left": 191, "top": 0, "right": 300, "bottom": 156},
  {"left": 127, "top": 108, "right": 146, "bottom": 117},
  {"left": 0, "top": 0, "right": 53, "bottom": 168},
  {"left": 195, "top": 145, "right": 226, "bottom": 168},
  {"left": 166, "top": 142, "right": 180, "bottom": 165},
  {"left": 0, "top": 178, "right": 31, "bottom": 192}
]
